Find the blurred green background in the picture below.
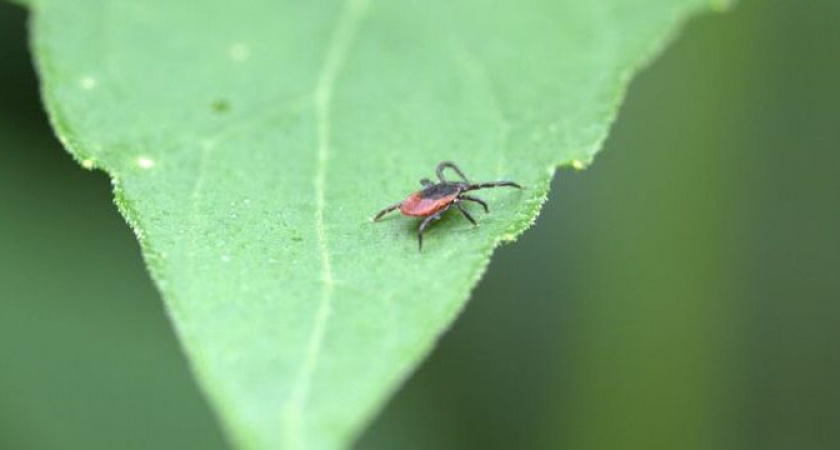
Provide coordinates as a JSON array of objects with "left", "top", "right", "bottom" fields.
[{"left": 1, "top": 0, "right": 838, "bottom": 448}]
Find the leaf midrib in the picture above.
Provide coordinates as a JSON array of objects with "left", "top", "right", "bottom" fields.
[{"left": 279, "top": 0, "right": 372, "bottom": 448}]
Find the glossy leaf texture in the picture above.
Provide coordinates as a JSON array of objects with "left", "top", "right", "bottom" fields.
[{"left": 28, "top": 0, "right": 725, "bottom": 448}]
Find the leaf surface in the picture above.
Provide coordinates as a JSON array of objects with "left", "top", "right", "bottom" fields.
[{"left": 29, "top": 0, "right": 723, "bottom": 448}]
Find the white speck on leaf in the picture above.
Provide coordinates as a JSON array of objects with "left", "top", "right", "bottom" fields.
[
  {"left": 79, "top": 76, "right": 97, "bottom": 90},
  {"left": 221, "top": 254, "right": 231, "bottom": 263},
  {"left": 137, "top": 156, "right": 155, "bottom": 169},
  {"left": 229, "top": 43, "right": 251, "bottom": 62}
]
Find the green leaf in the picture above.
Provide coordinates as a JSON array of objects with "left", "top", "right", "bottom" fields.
[{"left": 28, "top": 0, "right": 727, "bottom": 448}]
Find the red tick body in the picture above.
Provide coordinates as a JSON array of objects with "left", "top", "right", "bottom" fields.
[
  {"left": 399, "top": 184, "right": 461, "bottom": 217},
  {"left": 373, "top": 161, "right": 522, "bottom": 251}
]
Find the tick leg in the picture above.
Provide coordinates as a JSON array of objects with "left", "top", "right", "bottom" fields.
[
  {"left": 417, "top": 204, "right": 451, "bottom": 251},
  {"left": 373, "top": 202, "right": 402, "bottom": 221},
  {"left": 465, "top": 181, "right": 522, "bottom": 191},
  {"left": 458, "top": 194, "right": 489, "bottom": 213},
  {"left": 436, "top": 161, "right": 470, "bottom": 184},
  {"left": 455, "top": 202, "right": 477, "bottom": 226},
  {"left": 419, "top": 178, "right": 433, "bottom": 187}
]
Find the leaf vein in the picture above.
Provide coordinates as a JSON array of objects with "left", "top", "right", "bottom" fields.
[{"left": 281, "top": 0, "right": 371, "bottom": 447}]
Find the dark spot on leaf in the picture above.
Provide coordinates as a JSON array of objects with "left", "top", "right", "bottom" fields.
[{"left": 211, "top": 99, "right": 230, "bottom": 113}]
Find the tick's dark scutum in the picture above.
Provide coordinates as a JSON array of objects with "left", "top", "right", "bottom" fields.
[{"left": 420, "top": 183, "right": 461, "bottom": 199}]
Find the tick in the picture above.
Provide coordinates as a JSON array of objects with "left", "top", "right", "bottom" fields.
[{"left": 373, "top": 161, "right": 522, "bottom": 251}]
